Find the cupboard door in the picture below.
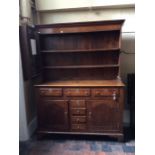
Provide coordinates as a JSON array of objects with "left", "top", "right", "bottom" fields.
[
  {"left": 38, "top": 100, "right": 69, "bottom": 131},
  {"left": 87, "top": 100, "right": 120, "bottom": 132}
]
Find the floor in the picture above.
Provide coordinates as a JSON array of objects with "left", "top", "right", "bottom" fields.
[{"left": 20, "top": 128, "right": 135, "bottom": 155}]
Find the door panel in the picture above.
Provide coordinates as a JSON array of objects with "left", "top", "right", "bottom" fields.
[
  {"left": 38, "top": 100, "right": 69, "bottom": 131},
  {"left": 87, "top": 99, "right": 120, "bottom": 132}
]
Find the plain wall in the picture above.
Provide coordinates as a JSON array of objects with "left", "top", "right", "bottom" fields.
[
  {"left": 35, "top": 0, "right": 135, "bottom": 11},
  {"left": 19, "top": 52, "right": 29, "bottom": 141}
]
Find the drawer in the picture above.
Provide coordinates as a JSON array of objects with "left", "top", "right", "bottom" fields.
[
  {"left": 64, "top": 88, "right": 90, "bottom": 97},
  {"left": 70, "top": 100, "right": 86, "bottom": 108},
  {"left": 71, "top": 124, "right": 86, "bottom": 130},
  {"left": 39, "top": 88, "right": 62, "bottom": 97},
  {"left": 92, "top": 88, "right": 119, "bottom": 97},
  {"left": 71, "top": 116, "right": 86, "bottom": 123},
  {"left": 71, "top": 108, "right": 86, "bottom": 115}
]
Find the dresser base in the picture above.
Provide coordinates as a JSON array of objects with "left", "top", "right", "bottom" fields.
[{"left": 37, "top": 130, "right": 124, "bottom": 142}]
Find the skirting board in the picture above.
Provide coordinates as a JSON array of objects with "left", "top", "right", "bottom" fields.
[{"left": 28, "top": 117, "right": 37, "bottom": 137}]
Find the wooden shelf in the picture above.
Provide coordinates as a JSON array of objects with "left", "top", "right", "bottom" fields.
[
  {"left": 41, "top": 48, "right": 120, "bottom": 53},
  {"left": 44, "top": 65, "right": 119, "bottom": 69},
  {"left": 34, "top": 20, "right": 125, "bottom": 138},
  {"left": 35, "top": 80, "right": 125, "bottom": 87}
]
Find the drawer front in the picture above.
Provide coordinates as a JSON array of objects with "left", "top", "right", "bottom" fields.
[
  {"left": 39, "top": 88, "right": 62, "bottom": 97},
  {"left": 70, "top": 100, "right": 86, "bottom": 108},
  {"left": 71, "top": 116, "right": 86, "bottom": 123},
  {"left": 64, "top": 88, "right": 90, "bottom": 97},
  {"left": 71, "top": 124, "right": 86, "bottom": 130},
  {"left": 92, "top": 88, "right": 119, "bottom": 97},
  {"left": 71, "top": 108, "right": 86, "bottom": 115}
]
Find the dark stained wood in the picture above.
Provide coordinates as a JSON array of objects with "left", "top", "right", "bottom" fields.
[
  {"left": 71, "top": 108, "right": 87, "bottom": 116},
  {"left": 43, "top": 68, "right": 119, "bottom": 81},
  {"left": 39, "top": 31, "right": 120, "bottom": 51},
  {"left": 41, "top": 48, "right": 120, "bottom": 53},
  {"left": 43, "top": 65, "right": 119, "bottom": 69},
  {"left": 36, "top": 20, "right": 124, "bottom": 28},
  {"left": 70, "top": 100, "right": 86, "bottom": 108},
  {"left": 38, "top": 99, "right": 69, "bottom": 131},
  {"left": 39, "top": 88, "right": 62, "bottom": 96},
  {"left": 92, "top": 88, "right": 120, "bottom": 97},
  {"left": 37, "top": 24, "right": 121, "bottom": 34},
  {"left": 20, "top": 25, "right": 43, "bottom": 80},
  {"left": 87, "top": 99, "right": 120, "bottom": 132},
  {"left": 33, "top": 20, "right": 125, "bottom": 140},
  {"left": 42, "top": 51, "right": 119, "bottom": 66},
  {"left": 36, "top": 19, "right": 124, "bottom": 34},
  {"left": 71, "top": 124, "right": 87, "bottom": 131},
  {"left": 71, "top": 116, "right": 87, "bottom": 123},
  {"left": 64, "top": 88, "right": 90, "bottom": 97},
  {"left": 20, "top": 25, "right": 44, "bottom": 124}
]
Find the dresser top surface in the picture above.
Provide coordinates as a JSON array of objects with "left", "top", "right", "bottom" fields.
[{"left": 35, "top": 80, "right": 125, "bottom": 87}]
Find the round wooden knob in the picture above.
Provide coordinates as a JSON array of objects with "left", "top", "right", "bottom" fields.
[
  {"left": 64, "top": 111, "right": 68, "bottom": 115},
  {"left": 96, "top": 91, "right": 100, "bottom": 95},
  {"left": 112, "top": 92, "right": 117, "bottom": 101},
  {"left": 77, "top": 101, "right": 80, "bottom": 106}
]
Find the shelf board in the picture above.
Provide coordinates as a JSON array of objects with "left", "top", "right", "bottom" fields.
[
  {"left": 44, "top": 65, "right": 119, "bottom": 69},
  {"left": 34, "top": 80, "right": 125, "bottom": 87},
  {"left": 41, "top": 48, "right": 120, "bottom": 53}
]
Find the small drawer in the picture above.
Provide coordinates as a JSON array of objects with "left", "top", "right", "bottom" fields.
[
  {"left": 71, "top": 124, "right": 86, "bottom": 130},
  {"left": 92, "top": 88, "right": 119, "bottom": 97},
  {"left": 39, "top": 88, "right": 62, "bottom": 97},
  {"left": 70, "top": 100, "right": 86, "bottom": 108},
  {"left": 71, "top": 116, "right": 86, "bottom": 123},
  {"left": 71, "top": 108, "right": 86, "bottom": 115},
  {"left": 64, "top": 88, "right": 90, "bottom": 97}
]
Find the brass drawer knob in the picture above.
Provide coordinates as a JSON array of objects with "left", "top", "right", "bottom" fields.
[
  {"left": 89, "top": 112, "right": 92, "bottom": 117},
  {"left": 96, "top": 91, "right": 100, "bottom": 94},
  {"left": 64, "top": 111, "right": 68, "bottom": 115},
  {"left": 112, "top": 92, "right": 117, "bottom": 101},
  {"left": 75, "top": 89, "right": 80, "bottom": 93},
  {"left": 77, "top": 100, "right": 80, "bottom": 106}
]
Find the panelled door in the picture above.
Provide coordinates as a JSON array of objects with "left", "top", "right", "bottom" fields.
[
  {"left": 38, "top": 100, "right": 69, "bottom": 131},
  {"left": 87, "top": 99, "right": 120, "bottom": 132}
]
